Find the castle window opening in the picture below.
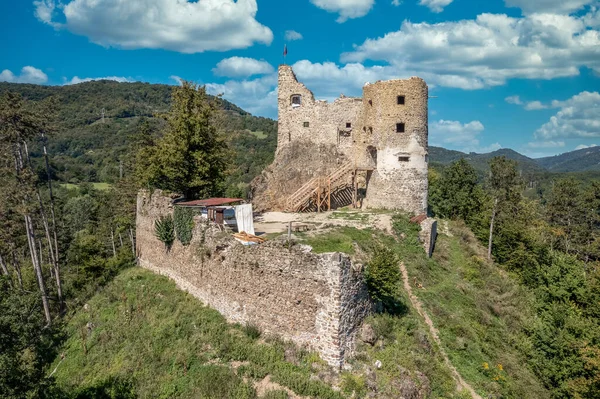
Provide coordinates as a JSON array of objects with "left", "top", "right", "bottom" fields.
[
  {"left": 397, "top": 95, "right": 405, "bottom": 105},
  {"left": 396, "top": 123, "right": 405, "bottom": 133},
  {"left": 398, "top": 156, "right": 410, "bottom": 162},
  {"left": 303, "top": 121, "right": 310, "bottom": 128},
  {"left": 368, "top": 99, "right": 372, "bottom": 106},
  {"left": 346, "top": 122, "right": 352, "bottom": 128},
  {"left": 368, "top": 127, "right": 373, "bottom": 134},
  {"left": 291, "top": 95, "right": 302, "bottom": 107}
]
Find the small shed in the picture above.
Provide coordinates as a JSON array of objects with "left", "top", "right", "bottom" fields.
[{"left": 176, "top": 198, "right": 245, "bottom": 229}]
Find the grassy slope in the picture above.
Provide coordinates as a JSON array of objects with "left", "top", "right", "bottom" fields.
[
  {"left": 297, "top": 219, "right": 549, "bottom": 398},
  {"left": 52, "top": 267, "right": 345, "bottom": 399}
]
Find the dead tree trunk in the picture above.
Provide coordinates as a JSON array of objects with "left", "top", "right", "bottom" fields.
[
  {"left": 129, "top": 227, "right": 135, "bottom": 257},
  {"left": 0, "top": 253, "right": 12, "bottom": 286},
  {"left": 111, "top": 228, "right": 117, "bottom": 257},
  {"left": 11, "top": 250, "right": 23, "bottom": 289},
  {"left": 25, "top": 214, "right": 51, "bottom": 324},
  {"left": 15, "top": 143, "right": 51, "bottom": 325},
  {"left": 487, "top": 198, "right": 498, "bottom": 261}
]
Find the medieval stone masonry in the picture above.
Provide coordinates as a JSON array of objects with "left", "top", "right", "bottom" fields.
[
  {"left": 253, "top": 65, "right": 429, "bottom": 214},
  {"left": 136, "top": 190, "right": 373, "bottom": 367}
]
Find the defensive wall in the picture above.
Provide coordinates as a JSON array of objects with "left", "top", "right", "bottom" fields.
[{"left": 136, "top": 190, "right": 373, "bottom": 367}]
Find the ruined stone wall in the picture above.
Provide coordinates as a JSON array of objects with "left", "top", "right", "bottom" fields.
[
  {"left": 136, "top": 190, "right": 373, "bottom": 367},
  {"left": 277, "top": 65, "right": 363, "bottom": 153},
  {"left": 253, "top": 65, "right": 429, "bottom": 214}
]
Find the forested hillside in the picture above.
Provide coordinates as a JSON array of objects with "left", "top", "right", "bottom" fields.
[{"left": 0, "top": 81, "right": 277, "bottom": 197}]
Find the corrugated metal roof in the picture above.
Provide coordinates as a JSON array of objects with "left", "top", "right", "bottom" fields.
[{"left": 176, "top": 198, "right": 244, "bottom": 207}]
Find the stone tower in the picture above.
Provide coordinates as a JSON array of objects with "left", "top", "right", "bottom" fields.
[
  {"left": 355, "top": 78, "right": 429, "bottom": 214},
  {"left": 251, "top": 65, "right": 429, "bottom": 215}
]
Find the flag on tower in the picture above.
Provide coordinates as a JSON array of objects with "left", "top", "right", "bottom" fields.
[{"left": 283, "top": 44, "right": 288, "bottom": 56}]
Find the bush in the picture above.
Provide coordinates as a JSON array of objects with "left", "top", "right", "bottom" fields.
[
  {"left": 174, "top": 206, "right": 194, "bottom": 245},
  {"left": 365, "top": 246, "right": 401, "bottom": 310},
  {"left": 340, "top": 373, "right": 367, "bottom": 398},
  {"left": 154, "top": 215, "right": 175, "bottom": 250}
]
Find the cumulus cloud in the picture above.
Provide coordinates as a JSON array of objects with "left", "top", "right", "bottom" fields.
[
  {"left": 0, "top": 66, "right": 48, "bottom": 84},
  {"left": 342, "top": 11, "right": 600, "bottom": 90},
  {"left": 309, "top": 0, "right": 375, "bottom": 22},
  {"left": 285, "top": 30, "right": 303, "bottom": 41},
  {"left": 419, "top": 0, "right": 453, "bottom": 13},
  {"left": 524, "top": 101, "right": 549, "bottom": 110},
  {"left": 65, "top": 76, "right": 131, "bottom": 85},
  {"left": 34, "top": 0, "right": 273, "bottom": 53},
  {"left": 392, "top": 0, "right": 402, "bottom": 6},
  {"left": 505, "top": 95, "right": 523, "bottom": 105},
  {"left": 504, "top": 0, "right": 595, "bottom": 15},
  {"left": 205, "top": 74, "right": 278, "bottom": 117},
  {"left": 213, "top": 57, "right": 274, "bottom": 78},
  {"left": 430, "top": 119, "right": 499, "bottom": 152},
  {"left": 534, "top": 91, "right": 600, "bottom": 139},
  {"left": 575, "top": 143, "right": 598, "bottom": 149}
]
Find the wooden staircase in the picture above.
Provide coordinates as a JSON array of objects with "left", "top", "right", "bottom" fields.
[{"left": 285, "top": 162, "right": 356, "bottom": 212}]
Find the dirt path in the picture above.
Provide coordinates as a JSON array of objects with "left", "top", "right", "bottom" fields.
[{"left": 400, "top": 262, "right": 483, "bottom": 399}]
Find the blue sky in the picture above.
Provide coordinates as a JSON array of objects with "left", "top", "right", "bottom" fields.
[{"left": 1, "top": 0, "right": 599, "bottom": 157}]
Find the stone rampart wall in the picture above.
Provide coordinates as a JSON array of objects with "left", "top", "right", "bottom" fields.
[{"left": 136, "top": 190, "right": 373, "bottom": 367}]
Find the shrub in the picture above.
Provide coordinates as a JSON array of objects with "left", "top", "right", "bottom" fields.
[
  {"left": 365, "top": 246, "right": 401, "bottom": 309},
  {"left": 340, "top": 373, "right": 367, "bottom": 398},
  {"left": 154, "top": 215, "right": 175, "bottom": 250},
  {"left": 174, "top": 206, "right": 194, "bottom": 245},
  {"left": 261, "top": 390, "right": 289, "bottom": 399}
]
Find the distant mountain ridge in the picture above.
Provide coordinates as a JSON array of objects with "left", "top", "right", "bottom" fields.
[{"left": 430, "top": 146, "right": 600, "bottom": 174}]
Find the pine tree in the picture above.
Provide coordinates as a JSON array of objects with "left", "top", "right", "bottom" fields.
[{"left": 137, "top": 82, "right": 228, "bottom": 199}]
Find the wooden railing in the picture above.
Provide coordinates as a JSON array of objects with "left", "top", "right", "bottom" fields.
[{"left": 285, "top": 162, "right": 356, "bottom": 212}]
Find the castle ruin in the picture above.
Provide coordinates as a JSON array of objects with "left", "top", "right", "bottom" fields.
[{"left": 253, "top": 65, "right": 429, "bottom": 214}]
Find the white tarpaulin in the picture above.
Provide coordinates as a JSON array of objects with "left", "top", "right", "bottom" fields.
[{"left": 234, "top": 204, "right": 254, "bottom": 235}]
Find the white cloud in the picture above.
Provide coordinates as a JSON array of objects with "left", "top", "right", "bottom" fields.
[
  {"left": 505, "top": 95, "right": 523, "bottom": 105},
  {"left": 205, "top": 74, "right": 278, "bottom": 117},
  {"left": 524, "top": 100, "right": 549, "bottom": 110},
  {"left": 309, "top": 0, "right": 375, "bottom": 22},
  {"left": 419, "top": 0, "right": 453, "bottom": 13},
  {"left": 525, "top": 140, "right": 566, "bottom": 148},
  {"left": 169, "top": 75, "right": 183, "bottom": 86},
  {"left": 212, "top": 57, "right": 274, "bottom": 78},
  {"left": 575, "top": 143, "right": 598, "bottom": 149},
  {"left": 285, "top": 30, "right": 303, "bottom": 41},
  {"left": 430, "top": 119, "right": 499, "bottom": 152},
  {"left": 342, "top": 11, "right": 600, "bottom": 90},
  {"left": 65, "top": 76, "right": 131, "bottom": 85},
  {"left": 534, "top": 91, "right": 600, "bottom": 139},
  {"left": 0, "top": 66, "right": 48, "bottom": 84},
  {"left": 291, "top": 60, "right": 400, "bottom": 99},
  {"left": 392, "top": 0, "right": 402, "bottom": 6},
  {"left": 35, "top": 0, "right": 273, "bottom": 53},
  {"left": 504, "top": 0, "right": 595, "bottom": 15}
]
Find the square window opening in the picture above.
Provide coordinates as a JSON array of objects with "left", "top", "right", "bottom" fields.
[
  {"left": 396, "top": 123, "right": 405, "bottom": 133},
  {"left": 346, "top": 122, "right": 352, "bottom": 128},
  {"left": 303, "top": 122, "right": 309, "bottom": 128},
  {"left": 397, "top": 95, "right": 405, "bottom": 105}
]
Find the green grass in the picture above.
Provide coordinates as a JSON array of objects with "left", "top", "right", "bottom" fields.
[
  {"left": 52, "top": 267, "right": 345, "bottom": 399},
  {"left": 389, "top": 217, "right": 549, "bottom": 398},
  {"left": 328, "top": 211, "right": 369, "bottom": 222},
  {"left": 299, "top": 217, "right": 549, "bottom": 398},
  {"left": 60, "top": 182, "right": 112, "bottom": 191},
  {"left": 300, "top": 227, "right": 375, "bottom": 254}
]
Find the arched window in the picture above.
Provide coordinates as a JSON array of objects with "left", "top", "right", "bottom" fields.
[{"left": 291, "top": 95, "right": 301, "bottom": 107}]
